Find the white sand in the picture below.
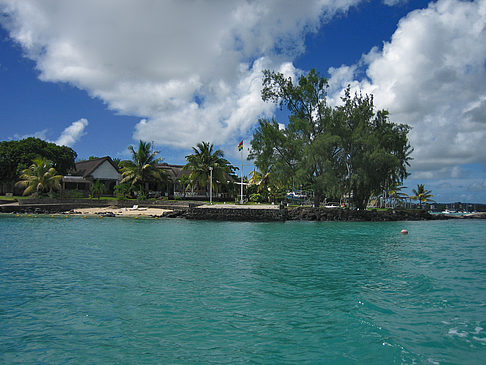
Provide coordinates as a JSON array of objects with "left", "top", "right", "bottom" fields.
[{"left": 73, "top": 206, "right": 172, "bottom": 217}]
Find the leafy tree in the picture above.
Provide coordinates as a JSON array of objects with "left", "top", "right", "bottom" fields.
[
  {"left": 249, "top": 69, "right": 412, "bottom": 209},
  {"left": 90, "top": 180, "right": 106, "bottom": 200},
  {"left": 260, "top": 69, "right": 341, "bottom": 207},
  {"left": 15, "top": 157, "right": 62, "bottom": 196},
  {"left": 0, "top": 138, "right": 76, "bottom": 190},
  {"left": 334, "top": 88, "right": 412, "bottom": 209},
  {"left": 120, "top": 140, "right": 167, "bottom": 196},
  {"left": 184, "top": 141, "right": 236, "bottom": 196},
  {"left": 411, "top": 184, "right": 434, "bottom": 209}
]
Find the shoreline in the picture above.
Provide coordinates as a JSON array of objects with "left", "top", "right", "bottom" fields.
[{"left": 1, "top": 201, "right": 485, "bottom": 221}]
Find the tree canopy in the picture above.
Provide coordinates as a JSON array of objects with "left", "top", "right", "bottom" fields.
[
  {"left": 0, "top": 138, "right": 77, "bottom": 184},
  {"left": 120, "top": 140, "right": 167, "bottom": 196},
  {"left": 185, "top": 141, "right": 236, "bottom": 194},
  {"left": 411, "top": 184, "right": 434, "bottom": 209},
  {"left": 15, "top": 157, "right": 62, "bottom": 196},
  {"left": 249, "top": 69, "right": 412, "bottom": 209}
]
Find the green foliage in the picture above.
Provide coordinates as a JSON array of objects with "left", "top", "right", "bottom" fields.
[
  {"left": 114, "top": 182, "right": 133, "bottom": 199},
  {"left": 250, "top": 69, "right": 412, "bottom": 209},
  {"left": 90, "top": 180, "right": 106, "bottom": 200},
  {"left": 15, "top": 157, "right": 62, "bottom": 196},
  {"left": 176, "top": 174, "right": 191, "bottom": 197},
  {"left": 410, "top": 184, "right": 434, "bottom": 208},
  {"left": 62, "top": 190, "right": 86, "bottom": 199},
  {"left": 249, "top": 193, "right": 264, "bottom": 202},
  {"left": 121, "top": 140, "right": 168, "bottom": 195},
  {"left": 184, "top": 141, "right": 236, "bottom": 194},
  {"left": 0, "top": 137, "right": 76, "bottom": 184},
  {"left": 112, "top": 158, "right": 122, "bottom": 168}
]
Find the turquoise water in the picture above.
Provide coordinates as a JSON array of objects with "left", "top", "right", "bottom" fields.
[{"left": 1, "top": 216, "right": 486, "bottom": 364}]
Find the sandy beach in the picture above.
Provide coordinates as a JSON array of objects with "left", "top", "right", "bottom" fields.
[{"left": 72, "top": 206, "right": 172, "bottom": 217}]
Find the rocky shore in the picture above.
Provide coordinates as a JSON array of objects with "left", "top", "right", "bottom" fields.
[{"left": 1, "top": 199, "right": 485, "bottom": 221}]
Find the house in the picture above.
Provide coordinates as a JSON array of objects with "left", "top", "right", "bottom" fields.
[
  {"left": 156, "top": 163, "right": 238, "bottom": 199},
  {"left": 62, "top": 156, "right": 121, "bottom": 195}
]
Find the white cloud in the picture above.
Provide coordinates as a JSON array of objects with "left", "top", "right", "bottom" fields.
[
  {"left": 55, "top": 118, "right": 88, "bottom": 147},
  {"left": 327, "top": 0, "right": 486, "bottom": 176},
  {"left": 12, "top": 129, "right": 49, "bottom": 141},
  {"left": 0, "top": 0, "right": 361, "bottom": 149}
]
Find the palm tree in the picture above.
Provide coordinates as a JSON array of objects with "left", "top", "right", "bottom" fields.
[
  {"left": 184, "top": 141, "right": 236, "bottom": 196},
  {"left": 382, "top": 183, "right": 408, "bottom": 208},
  {"left": 411, "top": 184, "right": 434, "bottom": 209},
  {"left": 249, "top": 169, "right": 271, "bottom": 194},
  {"left": 90, "top": 180, "right": 106, "bottom": 200},
  {"left": 16, "top": 157, "right": 62, "bottom": 196},
  {"left": 120, "top": 140, "right": 167, "bottom": 196},
  {"left": 177, "top": 174, "right": 191, "bottom": 198}
]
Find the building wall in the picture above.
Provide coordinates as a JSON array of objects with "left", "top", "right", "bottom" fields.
[{"left": 91, "top": 161, "right": 121, "bottom": 181}]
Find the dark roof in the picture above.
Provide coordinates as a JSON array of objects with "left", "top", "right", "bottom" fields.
[
  {"left": 158, "top": 163, "right": 191, "bottom": 181},
  {"left": 74, "top": 156, "right": 120, "bottom": 177},
  {"left": 158, "top": 163, "right": 239, "bottom": 183}
]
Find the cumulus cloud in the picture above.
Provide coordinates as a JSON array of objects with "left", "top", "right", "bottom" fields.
[
  {"left": 55, "top": 118, "right": 88, "bottom": 147},
  {"left": 0, "top": 0, "right": 360, "bottom": 148},
  {"left": 327, "top": 0, "right": 486, "bottom": 176}
]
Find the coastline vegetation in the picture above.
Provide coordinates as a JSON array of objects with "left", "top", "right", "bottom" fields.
[
  {"left": 184, "top": 141, "right": 236, "bottom": 197},
  {"left": 248, "top": 69, "right": 412, "bottom": 209},
  {"left": 15, "top": 157, "right": 62, "bottom": 197},
  {"left": 0, "top": 70, "right": 440, "bottom": 210}
]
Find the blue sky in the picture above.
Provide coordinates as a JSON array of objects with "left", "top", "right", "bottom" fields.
[{"left": 1, "top": 0, "right": 485, "bottom": 203}]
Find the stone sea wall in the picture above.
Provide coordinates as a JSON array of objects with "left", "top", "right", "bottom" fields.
[
  {"left": 286, "top": 207, "right": 444, "bottom": 221},
  {"left": 185, "top": 206, "right": 450, "bottom": 221},
  {"left": 185, "top": 207, "right": 286, "bottom": 221}
]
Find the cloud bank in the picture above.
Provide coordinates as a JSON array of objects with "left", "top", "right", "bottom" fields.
[
  {"left": 327, "top": 0, "right": 486, "bottom": 178},
  {"left": 0, "top": 0, "right": 359, "bottom": 149}
]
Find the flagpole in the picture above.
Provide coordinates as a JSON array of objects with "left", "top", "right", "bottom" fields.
[{"left": 240, "top": 146, "right": 244, "bottom": 204}]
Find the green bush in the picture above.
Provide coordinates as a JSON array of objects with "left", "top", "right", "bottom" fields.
[{"left": 114, "top": 183, "right": 132, "bottom": 199}]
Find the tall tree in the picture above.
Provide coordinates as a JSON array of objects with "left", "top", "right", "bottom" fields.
[
  {"left": 16, "top": 157, "right": 62, "bottom": 196},
  {"left": 335, "top": 88, "right": 412, "bottom": 209},
  {"left": 184, "top": 141, "right": 235, "bottom": 195},
  {"left": 252, "top": 69, "right": 346, "bottom": 206},
  {"left": 120, "top": 140, "right": 167, "bottom": 196},
  {"left": 249, "top": 69, "right": 412, "bottom": 209},
  {"left": 411, "top": 184, "right": 434, "bottom": 209}
]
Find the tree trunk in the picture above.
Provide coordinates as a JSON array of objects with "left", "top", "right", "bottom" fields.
[{"left": 313, "top": 189, "right": 322, "bottom": 207}]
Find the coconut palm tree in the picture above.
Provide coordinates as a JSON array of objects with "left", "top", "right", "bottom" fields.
[
  {"left": 381, "top": 183, "right": 409, "bottom": 208},
  {"left": 121, "top": 140, "right": 167, "bottom": 197},
  {"left": 410, "top": 184, "right": 434, "bottom": 209},
  {"left": 184, "top": 141, "right": 236, "bottom": 195},
  {"left": 90, "top": 180, "right": 106, "bottom": 200},
  {"left": 16, "top": 157, "right": 62, "bottom": 196},
  {"left": 177, "top": 174, "right": 191, "bottom": 198}
]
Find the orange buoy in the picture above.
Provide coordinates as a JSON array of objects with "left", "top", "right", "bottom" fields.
[{"left": 401, "top": 229, "right": 408, "bottom": 235}]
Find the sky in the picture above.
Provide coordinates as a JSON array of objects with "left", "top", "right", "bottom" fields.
[{"left": 1, "top": 0, "right": 485, "bottom": 203}]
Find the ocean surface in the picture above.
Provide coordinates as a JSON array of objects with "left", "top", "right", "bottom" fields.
[{"left": 1, "top": 216, "right": 485, "bottom": 364}]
